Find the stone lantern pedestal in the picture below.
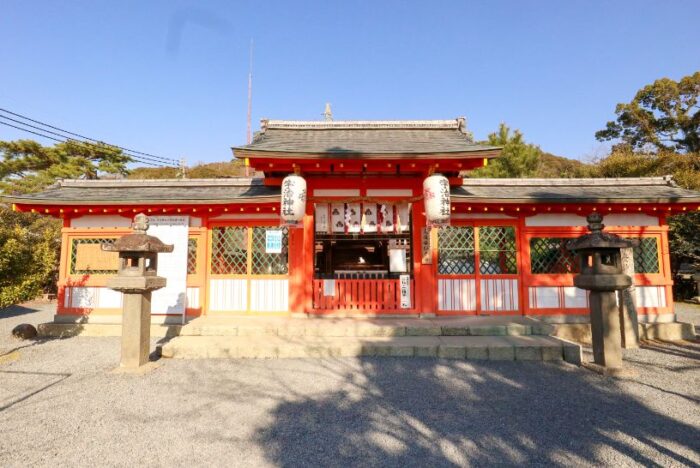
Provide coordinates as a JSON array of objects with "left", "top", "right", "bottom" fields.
[
  {"left": 693, "top": 273, "right": 700, "bottom": 304},
  {"left": 103, "top": 214, "right": 173, "bottom": 369},
  {"left": 567, "top": 213, "right": 639, "bottom": 375}
]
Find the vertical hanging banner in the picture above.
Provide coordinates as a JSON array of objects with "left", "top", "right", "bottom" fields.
[
  {"left": 362, "top": 203, "right": 378, "bottom": 233},
  {"left": 314, "top": 204, "right": 330, "bottom": 233},
  {"left": 346, "top": 203, "right": 361, "bottom": 233},
  {"left": 399, "top": 274, "right": 411, "bottom": 309},
  {"left": 379, "top": 204, "right": 395, "bottom": 233},
  {"left": 280, "top": 174, "right": 306, "bottom": 227},
  {"left": 148, "top": 216, "right": 189, "bottom": 316},
  {"left": 421, "top": 227, "right": 433, "bottom": 264},
  {"left": 396, "top": 203, "right": 411, "bottom": 233},
  {"left": 331, "top": 203, "right": 345, "bottom": 233}
]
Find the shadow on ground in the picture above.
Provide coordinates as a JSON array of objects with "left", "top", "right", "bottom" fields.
[
  {"left": 0, "top": 304, "right": 44, "bottom": 319},
  {"left": 249, "top": 360, "right": 699, "bottom": 466}
]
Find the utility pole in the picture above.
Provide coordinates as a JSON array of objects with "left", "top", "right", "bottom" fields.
[
  {"left": 177, "top": 158, "right": 187, "bottom": 179},
  {"left": 245, "top": 38, "right": 254, "bottom": 177},
  {"left": 246, "top": 39, "right": 253, "bottom": 145}
]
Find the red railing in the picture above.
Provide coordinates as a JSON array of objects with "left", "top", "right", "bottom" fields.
[{"left": 312, "top": 278, "right": 414, "bottom": 311}]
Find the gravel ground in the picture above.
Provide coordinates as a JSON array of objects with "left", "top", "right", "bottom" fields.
[
  {"left": 0, "top": 302, "right": 698, "bottom": 467},
  {"left": 675, "top": 302, "right": 700, "bottom": 332}
]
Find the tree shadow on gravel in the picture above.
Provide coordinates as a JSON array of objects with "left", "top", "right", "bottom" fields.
[{"left": 248, "top": 358, "right": 700, "bottom": 467}]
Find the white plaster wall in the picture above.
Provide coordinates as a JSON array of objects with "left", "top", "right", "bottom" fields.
[
  {"left": 70, "top": 214, "right": 203, "bottom": 228},
  {"left": 525, "top": 213, "right": 659, "bottom": 227},
  {"left": 313, "top": 189, "right": 360, "bottom": 196},
  {"left": 70, "top": 215, "right": 131, "bottom": 228},
  {"left": 452, "top": 213, "right": 516, "bottom": 220},
  {"left": 366, "top": 189, "right": 413, "bottom": 197},
  {"left": 210, "top": 214, "right": 278, "bottom": 220}
]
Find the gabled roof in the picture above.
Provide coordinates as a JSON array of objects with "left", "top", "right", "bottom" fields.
[
  {"left": 4, "top": 176, "right": 699, "bottom": 207},
  {"left": 233, "top": 118, "right": 501, "bottom": 158}
]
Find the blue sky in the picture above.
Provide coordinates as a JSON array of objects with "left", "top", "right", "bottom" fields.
[{"left": 1, "top": 1, "right": 699, "bottom": 166}]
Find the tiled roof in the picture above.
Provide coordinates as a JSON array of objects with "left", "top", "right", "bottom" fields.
[
  {"left": 3, "top": 178, "right": 279, "bottom": 205},
  {"left": 4, "top": 176, "right": 699, "bottom": 206},
  {"left": 233, "top": 118, "right": 501, "bottom": 157},
  {"left": 454, "top": 177, "right": 700, "bottom": 203}
]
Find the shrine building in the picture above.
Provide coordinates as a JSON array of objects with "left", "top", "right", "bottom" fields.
[{"left": 6, "top": 118, "right": 700, "bottom": 324}]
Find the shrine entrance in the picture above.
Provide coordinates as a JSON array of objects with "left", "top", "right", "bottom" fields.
[
  {"left": 436, "top": 221, "right": 521, "bottom": 315},
  {"left": 310, "top": 202, "right": 416, "bottom": 314}
]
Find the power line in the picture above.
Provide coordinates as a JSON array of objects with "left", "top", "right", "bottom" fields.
[
  {"left": 0, "top": 107, "right": 178, "bottom": 165},
  {"left": 0, "top": 120, "right": 165, "bottom": 167}
]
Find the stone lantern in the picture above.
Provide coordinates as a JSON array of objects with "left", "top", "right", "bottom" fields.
[
  {"left": 693, "top": 272, "right": 700, "bottom": 304},
  {"left": 567, "top": 213, "right": 639, "bottom": 372},
  {"left": 102, "top": 213, "right": 173, "bottom": 368}
]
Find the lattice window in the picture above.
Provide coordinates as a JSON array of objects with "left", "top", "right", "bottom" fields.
[
  {"left": 211, "top": 227, "right": 248, "bottom": 275},
  {"left": 70, "top": 238, "right": 118, "bottom": 275},
  {"left": 529, "top": 237, "right": 579, "bottom": 274},
  {"left": 187, "top": 238, "right": 198, "bottom": 275},
  {"left": 629, "top": 237, "right": 660, "bottom": 274},
  {"left": 437, "top": 226, "right": 475, "bottom": 275},
  {"left": 251, "top": 227, "right": 289, "bottom": 275},
  {"left": 478, "top": 226, "right": 517, "bottom": 275}
]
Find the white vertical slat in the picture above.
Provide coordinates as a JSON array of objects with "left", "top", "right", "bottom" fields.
[
  {"left": 452, "top": 280, "right": 461, "bottom": 310},
  {"left": 634, "top": 286, "right": 666, "bottom": 308},
  {"left": 481, "top": 279, "right": 518, "bottom": 312},
  {"left": 531, "top": 287, "right": 560, "bottom": 309},
  {"left": 438, "top": 280, "right": 445, "bottom": 310},
  {"left": 438, "top": 279, "right": 476, "bottom": 311},
  {"left": 563, "top": 287, "right": 588, "bottom": 308},
  {"left": 210, "top": 279, "right": 246, "bottom": 312},
  {"left": 250, "top": 279, "right": 289, "bottom": 312},
  {"left": 186, "top": 288, "right": 200, "bottom": 309}
]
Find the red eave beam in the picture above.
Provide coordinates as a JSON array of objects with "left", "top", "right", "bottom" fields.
[
  {"left": 12, "top": 203, "right": 281, "bottom": 218},
  {"left": 450, "top": 202, "right": 700, "bottom": 216}
]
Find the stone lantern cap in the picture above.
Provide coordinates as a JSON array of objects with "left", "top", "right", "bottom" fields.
[
  {"left": 566, "top": 213, "right": 639, "bottom": 253},
  {"left": 102, "top": 213, "right": 174, "bottom": 254}
]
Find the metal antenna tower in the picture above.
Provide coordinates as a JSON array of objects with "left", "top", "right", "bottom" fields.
[{"left": 247, "top": 39, "right": 254, "bottom": 145}]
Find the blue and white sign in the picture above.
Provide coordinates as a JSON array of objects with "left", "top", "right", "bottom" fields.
[{"left": 265, "top": 229, "right": 283, "bottom": 254}]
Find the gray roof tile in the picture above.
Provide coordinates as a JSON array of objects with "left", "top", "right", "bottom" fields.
[
  {"left": 233, "top": 120, "right": 499, "bottom": 156},
  {"left": 4, "top": 176, "right": 699, "bottom": 206}
]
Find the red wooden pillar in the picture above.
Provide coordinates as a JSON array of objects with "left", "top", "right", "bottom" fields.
[
  {"left": 301, "top": 206, "right": 315, "bottom": 314},
  {"left": 56, "top": 224, "right": 71, "bottom": 314},
  {"left": 517, "top": 216, "right": 530, "bottom": 316},
  {"left": 659, "top": 220, "right": 674, "bottom": 314},
  {"left": 287, "top": 219, "right": 303, "bottom": 315},
  {"left": 413, "top": 204, "right": 436, "bottom": 315}
]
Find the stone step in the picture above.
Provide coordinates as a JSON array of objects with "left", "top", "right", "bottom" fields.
[
  {"left": 159, "top": 335, "right": 581, "bottom": 364},
  {"left": 178, "top": 320, "right": 553, "bottom": 338}
]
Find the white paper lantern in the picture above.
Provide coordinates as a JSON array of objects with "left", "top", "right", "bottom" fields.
[
  {"left": 280, "top": 174, "right": 307, "bottom": 227},
  {"left": 423, "top": 174, "right": 450, "bottom": 226}
]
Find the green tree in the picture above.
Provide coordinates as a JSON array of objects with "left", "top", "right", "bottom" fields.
[
  {"left": 0, "top": 139, "right": 130, "bottom": 194},
  {"left": 595, "top": 72, "right": 700, "bottom": 153},
  {"left": 590, "top": 149, "right": 700, "bottom": 267},
  {"left": 0, "top": 139, "right": 130, "bottom": 307},
  {"left": 469, "top": 123, "right": 543, "bottom": 178},
  {"left": 127, "top": 160, "right": 247, "bottom": 180}
]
